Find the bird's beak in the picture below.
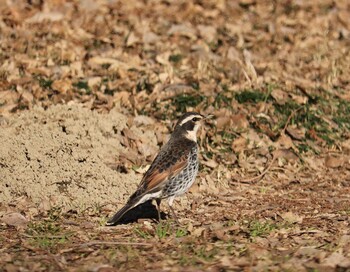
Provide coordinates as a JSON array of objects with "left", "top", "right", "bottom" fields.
[{"left": 204, "top": 114, "right": 214, "bottom": 120}]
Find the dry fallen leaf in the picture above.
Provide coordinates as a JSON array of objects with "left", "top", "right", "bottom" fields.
[
  {"left": 52, "top": 79, "right": 72, "bottom": 94},
  {"left": 197, "top": 25, "right": 217, "bottom": 42},
  {"left": 275, "top": 133, "right": 295, "bottom": 150},
  {"left": 143, "top": 31, "right": 160, "bottom": 44},
  {"left": 280, "top": 211, "right": 303, "bottom": 224},
  {"left": 286, "top": 125, "right": 305, "bottom": 141},
  {"left": 201, "top": 159, "right": 218, "bottom": 169},
  {"left": 133, "top": 115, "right": 155, "bottom": 126},
  {"left": 325, "top": 155, "right": 344, "bottom": 168},
  {"left": 25, "top": 11, "right": 64, "bottom": 23},
  {"left": 192, "top": 227, "right": 206, "bottom": 238},
  {"left": 271, "top": 89, "right": 288, "bottom": 105},
  {"left": 126, "top": 31, "right": 139, "bottom": 47},
  {"left": 87, "top": 77, "right": 102, "bottom": 89},
  {"left": 231, "top": 114, "right": 249, "bottom": 130},
  {"left": 232, "top": 137, "right": 248, "bottom": 153},
  {"left": 323, "top": 252, "right": 350, "bottom": 268},
  {"left": 273, "top": 149, "right": 299, "bottom": 162},
  {"left": 167, "top": 24, "right": 197, "bottom": 39},
  {"left": 216, "top": 116, "right": 231, "bottom": 130},
  {"left": 1, "top": 212, "right": 28, "bottom": 226}
]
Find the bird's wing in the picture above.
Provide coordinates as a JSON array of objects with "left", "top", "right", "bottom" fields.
[
  {"left": 107, "top": 150, "right": 189, "bottom": 225},
  {"left": 143, "top": 158, "right": 187, "bottom": 191},
  {"left": 136, "top": 142, "right": 193, "bottom": 194}
]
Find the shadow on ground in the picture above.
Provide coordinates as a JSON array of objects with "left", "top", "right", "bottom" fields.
[{"left": 107, "top": 200, "right": 167, "bottom": 225}]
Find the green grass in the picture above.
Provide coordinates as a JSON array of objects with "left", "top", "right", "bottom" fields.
[
  {"left": 47, "top": 207, "right": 63, "bottom": 221},
  {"left": 196, "top": 246, "right": 218, "bottom": 261},
  {"left": 136, "top": 77, "right": 153, "bottom": 93},
  {"left": 101, "top": 63, "right": 111, "bottom": 69},
  {"left": 274, "top": 100, "right": 337, "bottom": 146},
  {"left": 235, "top": 89, "right": 270, "bottom": 104},
  {"left": 143, "top": 93, "right": 203, "bottom": 120},
  {"left": 333, "top": 99, "right": 350, "bottom": 129},
  {"left": 134, "top": 221, "right": 188, "bottom": 240},
  {"left": 248, "top": 220, "right": 277, "bottom": 238},
  {"left": 29, "top": 235, "right": 68, "bottom": 249},
  {"left": 155, "top": 221, "right": 187, "bottom": 239},
  {"left": 155, "top": 221, "right": 171, "bottom": 239},
  {"left": 169, "top": 54, "right": 183, "bottom": 63},
  {"left": 247, "top": 219, "right": 295, "bottom": 239},
  {"left": 234, "top": 87, "right": 350, "bottom": 149},
  {"left": 73, "top": 80, "right": 91, "bottom": 94},
  {"left": 36, "top": 76, "right": 53, "bottom": 89},
  {"left": 27, "top": 221, "right": 61, "bottom": 235},
  {"left": 144, "top": 84, "right": 349, "bottom": 157},
  {"left": 175, "top": 228, "right": 188, "bottom": 238},
  {"left": 26, "top": 220, "right": 69, "bottom": 250},
  {"left": 177, "top": 244, "right": 218, "bottom": 266},
  {"left": 98, "top": 216, "right": 108, "bottom": 226},
  {"left": 213, "top": 92, "right": 234, "bottom": 109},
  {"left": 259, "top": 186, "right": 270, "bottom": 194},
  {"left": 171, "top": 94, "right": 205, "bottom": 112},
  {"left": 134, "top": 227, "right": 151, "bottom": 239},
  {"left": 338, "top": 209, "right": 350, "bottom": 216},
  {"left": 209, "top": 131, "right": 236, "bottom": 154},
  {"left": 297, "top": 143, "right": 315, "bottom": 154},
  {"left": 104, "top": 87, "right": 115, "bottom": 96}
]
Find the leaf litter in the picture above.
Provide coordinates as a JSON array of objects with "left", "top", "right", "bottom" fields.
[{"left": 1, "top": 0, "right": 350, "bottom": 271}]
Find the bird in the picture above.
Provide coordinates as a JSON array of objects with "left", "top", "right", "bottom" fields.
[{"left": 106, "top": 112, "right": 210, "bottom": 225}]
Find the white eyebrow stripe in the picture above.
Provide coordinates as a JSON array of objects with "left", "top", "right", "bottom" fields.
[{"left": 178, "top": 115, "right": 203, "bottom": 126}]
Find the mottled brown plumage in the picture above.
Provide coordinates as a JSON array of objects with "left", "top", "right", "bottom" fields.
[{"left": 106, "top": 112, "right": 207, "bottom": 225}]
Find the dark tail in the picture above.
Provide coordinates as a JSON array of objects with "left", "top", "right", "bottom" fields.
[{"left": 106, "top": 202, "right": 135, "bottom": 225}]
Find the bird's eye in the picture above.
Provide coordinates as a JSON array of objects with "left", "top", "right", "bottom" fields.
[{"left": 192, "top": 117, "right": 201, "bottom": 122}]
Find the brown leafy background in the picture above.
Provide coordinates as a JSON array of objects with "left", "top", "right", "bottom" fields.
[{"left": 1, "top": 0, "right": 350, "bottom": 271}]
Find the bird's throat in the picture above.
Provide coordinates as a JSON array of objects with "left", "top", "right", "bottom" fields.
[{"left": 185, "top": 130, "right": 197, "bottom": 142}]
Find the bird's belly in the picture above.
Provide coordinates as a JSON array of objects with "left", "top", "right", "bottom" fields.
[{"left": 162, "top": 158, "right": 199, "bottom": 198}]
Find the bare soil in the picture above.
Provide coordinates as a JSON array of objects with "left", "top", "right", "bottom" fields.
[{"left": 0, "top": 104, "right": 138, "bottom": 210}]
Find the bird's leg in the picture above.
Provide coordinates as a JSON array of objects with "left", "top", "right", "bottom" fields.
[
  {"left": 168, "top": 205, "right": 180, "bottom": 224},
  {"left": 167, "top": 197, "right": 180, "bottom": 224},
  {"left": 156, "top": 199, "right": 162, "bottom": 222}
]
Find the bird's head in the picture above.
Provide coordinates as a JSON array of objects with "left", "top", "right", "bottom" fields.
[{"left": 173, "top": 112, "right": 211, "bottom": 142}]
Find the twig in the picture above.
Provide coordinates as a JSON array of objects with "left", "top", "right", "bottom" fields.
[
  {"left": 79, "top": 240, "right": 151, "bottom": 247},
  {"left": 237, "top": 155, "right": 277, "bottom": 183},
  {"left": 235, "top": 106, "right": 303, "bottom": 185},
  {"left": 21, "top": 233, "right": 70, "bottom": 239},
  {"left": 59, "top": 240, "right": 151, "bottom": 254},
  {"left": 282, "top": 106, "right": 304, "bottom": 134}
]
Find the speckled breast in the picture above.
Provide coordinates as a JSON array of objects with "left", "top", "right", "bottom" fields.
[{"left": 162, "top": 146, "right": 199, "bottom": 198}]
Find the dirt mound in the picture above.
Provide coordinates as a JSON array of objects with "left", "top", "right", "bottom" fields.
[{"left": 0, "top": 104, "right": 139, "bottom": 212}]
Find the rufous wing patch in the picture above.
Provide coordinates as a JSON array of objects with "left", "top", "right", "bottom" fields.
[{"left": 142, "top": 158, "right": 188, "bottom": 192}]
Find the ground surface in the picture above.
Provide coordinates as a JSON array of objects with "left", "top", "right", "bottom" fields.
[{"left": 1, "top": 0, "right": 350, "bottom": 271}]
